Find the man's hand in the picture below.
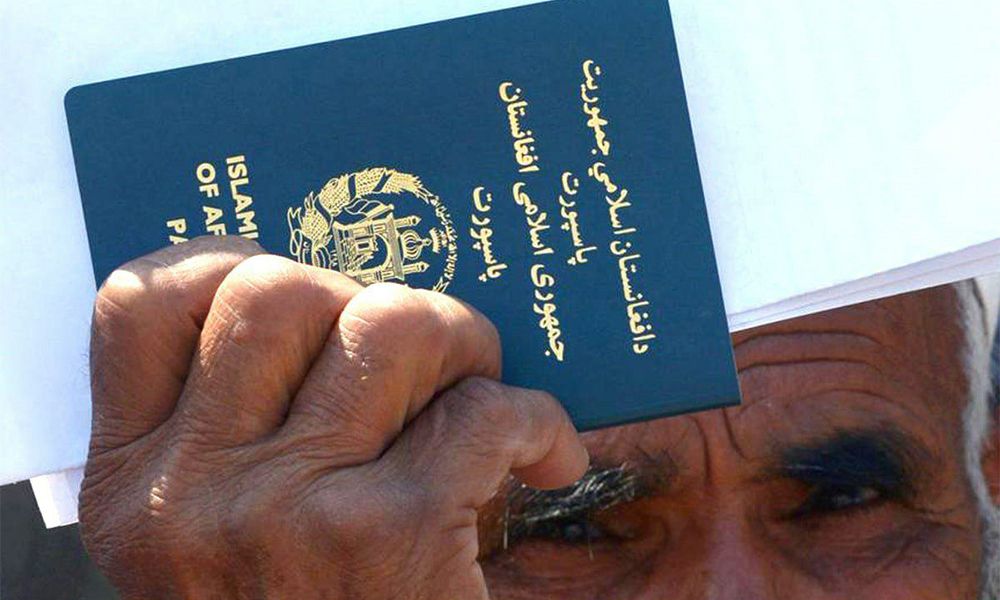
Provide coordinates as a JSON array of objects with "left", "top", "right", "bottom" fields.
[{"left": 79, "top": 237, "right": 589, "bottom": 599}]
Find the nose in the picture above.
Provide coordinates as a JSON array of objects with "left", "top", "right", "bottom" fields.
[
  {"left": 637, "top": 507, "right": 788, "bottom": 600},
  {"left": 701, "top": 517, "right": 775, "bottom": 600}
]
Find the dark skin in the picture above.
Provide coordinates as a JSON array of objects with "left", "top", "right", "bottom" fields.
[
  {"left": 484, "top": 286, "right": 1000, "bottom": 598},
  {"left": 81, "top": 237, "right": 1000, "bottom": 599}
]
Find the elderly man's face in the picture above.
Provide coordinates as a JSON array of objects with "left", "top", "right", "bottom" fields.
[{"left": 482, "top": 285, "right": 998, "bottom": 599}]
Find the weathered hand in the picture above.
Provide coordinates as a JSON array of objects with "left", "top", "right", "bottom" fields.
[{"left": 80, "top": 236, "right": 588, "bottom": 599}]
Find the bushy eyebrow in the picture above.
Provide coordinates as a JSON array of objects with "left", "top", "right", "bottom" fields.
[
  {"left": 501, "top": 464, "right": 646, "bottom": 548},
  {"left": 498, "top": 427, "right": 930, "bottom": 548},
  {"left": 775, "top": 427, "right": 927, "bottom": 501}
]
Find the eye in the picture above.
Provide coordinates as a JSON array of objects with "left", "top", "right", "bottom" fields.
[
  {"left": 521, "top": 516, "right": 608, "bottom": 545},
  {"left": 795, "top": 484, "right": 884, "bottom": 517}
]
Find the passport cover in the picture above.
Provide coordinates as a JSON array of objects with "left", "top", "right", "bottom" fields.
[{"left": 65, "top": 0, "right": 740, "bottom": 430}]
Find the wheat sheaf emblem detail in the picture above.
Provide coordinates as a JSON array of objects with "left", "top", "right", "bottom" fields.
[{"left": 287, "top": 167, "right": 457, "bottom": 292}]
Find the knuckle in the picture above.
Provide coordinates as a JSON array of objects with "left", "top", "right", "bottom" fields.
[
  {"left": 95, "top": 236, "right": 261, "bottom": 313},
  {"left": 91, "top": 263, "right": 172, "bottom": 363},
  {"left": 411, "top": 290, "right": 502, "bottom": 379},
  {"left": 515, "top": 388, "right": 563, "bottom": 431},
  {"left": 401, "top": 475, "right": 452, "bottom": 520},
  {"left": 408, "top": 289, "right": 474, "bottom": 344},
  {"left": 342, "top": 283, "right": 448, "bottom": 343},
  {"left": 92, "top": 264, "right": 157, "bottom": 333},
  {"left": 215, "top": 488, "right": 271, "bottom": 550},
  {"left": 92, "top": 237, "right": 264, "bottom": 335},
  {"left": 213, "top": 255, "right": 315, "bottom": 322},
  {"left": 215, "top": 254, "right": 356, "bottom": 321},
  {"left": 446, "top": 377, "right": 519, "bottom": 431},
  {"left": 443, "top": 381, "right": 566, "bottom": 455},
  {"left": 220, "top": 253, "right": 308, "bottom": 296},
  {"left": 95, "top": 266, "right": 147, "bottom": 314},
  {"left": 185, "top": 233, "right": 263, "bottom": 256}
]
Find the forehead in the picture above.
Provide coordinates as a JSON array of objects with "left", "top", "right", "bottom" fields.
[{"left": 584, "top": 285, "right": 971, "bottom": 467}]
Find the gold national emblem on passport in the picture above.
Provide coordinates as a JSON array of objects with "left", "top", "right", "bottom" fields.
[{"left": 287, "top": 167, "right": 458, "bottom": 292}]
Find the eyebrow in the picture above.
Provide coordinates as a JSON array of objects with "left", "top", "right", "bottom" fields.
[
  {"left": 501, "top": 464, "right": 647, "bottom": 548},
  {"left": 499, "top": 426, "right": 930, "bottom": 547},
  {"left": 775, "top": 427, "right": 926, "bottom": 502}
]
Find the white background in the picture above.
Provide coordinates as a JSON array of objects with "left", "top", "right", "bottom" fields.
[{"left": 2, "top": 0, "right": 999, "bottom": 492}]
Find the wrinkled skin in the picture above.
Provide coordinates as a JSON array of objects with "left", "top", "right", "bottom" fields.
[
  {"left": 483, "top": 281, "right": 1000, "bottom": 599},
  {"left": 81, "top": 237, "right": 1000, "bottom": 599},
  {"left": 80, "top": 237, "right": 588, "bottom": 599}
]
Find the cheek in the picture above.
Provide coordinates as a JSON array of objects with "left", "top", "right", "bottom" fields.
[
  {"left": 484, "top": 543, "right": 650, "bottom": 599},
  {"left": 762, "top": 501, "right": 984, "bottom": 598}
]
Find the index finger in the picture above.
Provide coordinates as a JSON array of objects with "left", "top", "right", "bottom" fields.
[{"left": 89, "top": 236, "right": 263, "bottom": 452}]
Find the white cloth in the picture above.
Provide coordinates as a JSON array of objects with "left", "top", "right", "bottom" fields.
[{"left": 977, "top": 275, "right": 1000, "bottom": 340}]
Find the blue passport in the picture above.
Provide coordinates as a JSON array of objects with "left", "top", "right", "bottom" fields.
[{"left": 65, "top": 0, "right": 739, "bottom": 430}]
